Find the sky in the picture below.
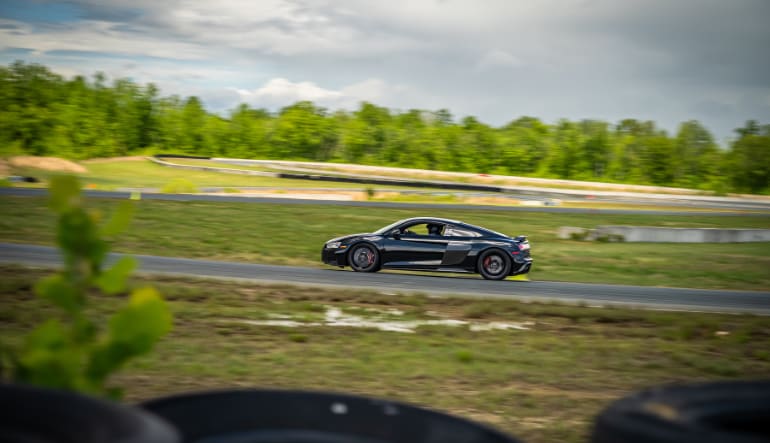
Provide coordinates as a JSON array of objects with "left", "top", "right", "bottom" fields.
[{"left": 1, "top": 0, "right": 769, "bottom": 143}]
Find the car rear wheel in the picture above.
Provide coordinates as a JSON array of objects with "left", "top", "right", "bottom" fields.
[
  {"left": 349, "top": 243, "right": 380, "bottom": 272},
  {"left": 478, "top": 249, "right": 511, "bottom": 280}
]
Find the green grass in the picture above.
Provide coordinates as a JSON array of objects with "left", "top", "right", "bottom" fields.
[
  {"left": 1, "top": 266, "right": 768, "bottom": 443},
  {"left": 7, "top": 159, "right": 418, "bottom": 190},
  {"left": 370, "top": 193, "right": 464, "bottom": 203},
  {"left": 1, "top": 195, "right": 769, "bottom": 289},
  {"left": 83, "top": 160, "right": 382, "bottom": 189}
]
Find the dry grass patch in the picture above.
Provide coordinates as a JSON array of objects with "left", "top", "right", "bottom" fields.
[{"left": 8, "top": 156, "right": 87, "bottom": 173}]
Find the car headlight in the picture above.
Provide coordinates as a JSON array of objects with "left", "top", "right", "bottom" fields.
[{"left": 326, "top": 241, "right": 342, "bottom": 249}]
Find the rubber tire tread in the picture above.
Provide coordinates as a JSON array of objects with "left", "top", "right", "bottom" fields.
[{"left": 591, "top": 380, "right": 770, "bottom": 443}]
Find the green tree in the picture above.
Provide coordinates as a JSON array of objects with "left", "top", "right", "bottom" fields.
[
  {"left": 339, "top": 102, "right": 391, "bottom": 164},
  {"left": 458, "top": 116, "right": 497, "bottom": 173},
  {"left": 181, "top": 96, "right": 207, "bottom": 154},
  {"left": 270, "top": 101, "right": 337, "bottom": 160},
  {"left": 728, "top": 121, "right": 770, "bottom": 193},
  {"left": 546, "top": 120, "right": 584, "bottom": 179},
  {"left": 674, "top": 120, "right": 719, "bottom": 188},
  {"left": 498, "top": 117, "right": 551, "bottom": 175},
  {"left": 0, "top": 61, "right": 65, "bottom": 155},
  {"left": 579, "top": 120, "right": 611, "bottom": 179},
  {"left": 227, "top": 104, "right": 270, "bottom": 158}
]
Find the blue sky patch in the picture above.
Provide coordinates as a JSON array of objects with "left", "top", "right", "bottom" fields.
[{"left": 0, "top": 0, "right": 82, "bottom": 23}]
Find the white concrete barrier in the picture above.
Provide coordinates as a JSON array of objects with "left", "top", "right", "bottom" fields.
[{"left": 558, "top": 226, "right": 770, "bottom": 243}]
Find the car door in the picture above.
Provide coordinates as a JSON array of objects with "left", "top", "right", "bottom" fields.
[
  {"left": 382, "top": 223, "right": 449, "bottom": 268},
  {"left": 440, "top": 224, "right": 480, "bottom": 266}
]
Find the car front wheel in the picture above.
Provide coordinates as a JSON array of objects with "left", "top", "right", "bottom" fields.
[
  {"left": 478, "top": 249, "right": 511, "bottom": 280},
  {"left": 348, "top": 243, "right": 380, "bottom": 272}
]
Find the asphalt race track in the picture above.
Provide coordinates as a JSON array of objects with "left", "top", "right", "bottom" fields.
[{"left": 2, "top": 243, "right": 769, "bottom": 315}]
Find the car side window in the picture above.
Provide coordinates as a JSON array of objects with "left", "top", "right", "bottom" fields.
[
  {"left": 444, "top": 225, "right": 481, "bottom": 237},
  {"left": 401, "top": 223, "right": 429, "bottom": 236},
  {"left": 401, "top": 223, "right": 445, "bottom": 236}
]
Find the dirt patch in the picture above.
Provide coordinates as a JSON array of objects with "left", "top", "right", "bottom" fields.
[
  {"left": 0, "top": 159, "right": 9, "bottom": 176},
  {"left": 81, "top": 156, "right": 148, "bottom": 164},
  {"left": 234, "top": 189, "right": 363, "bottom": 201},
  {"left": 9, "top": 156, "right": 87, "bottom": 173}
]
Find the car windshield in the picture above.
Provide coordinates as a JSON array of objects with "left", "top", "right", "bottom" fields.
[{"left": 373, "top": 219, "right": 411, "bottom": 235}]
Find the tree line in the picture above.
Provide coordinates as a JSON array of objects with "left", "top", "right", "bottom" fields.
[{"left": 1, "top": 61, "right": 768, "bottom": 193}]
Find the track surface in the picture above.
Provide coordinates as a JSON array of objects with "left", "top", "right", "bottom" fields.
[
  {"left": 2, "top": 243, "right": 769, "bottom": 315},
  {"left": 3, "top": 188, "right": 770, "bottom": 215}
]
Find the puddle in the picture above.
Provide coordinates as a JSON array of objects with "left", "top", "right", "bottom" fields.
[
  {"left": 239, "top": 307, "right": 532, "bottom": 333},
  {"left": 469, "top": 322, "right": 532, "bottom": 332}
]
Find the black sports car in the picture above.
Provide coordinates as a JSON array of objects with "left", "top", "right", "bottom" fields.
[{"left": 321, "top": 217, "right": 532, "bottom": 280}]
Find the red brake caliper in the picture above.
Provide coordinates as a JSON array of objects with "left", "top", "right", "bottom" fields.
[{"left": 483, "top": 257, "right": 490, "bottom": 269}]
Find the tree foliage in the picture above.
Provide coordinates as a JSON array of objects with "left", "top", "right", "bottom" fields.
[{"left": 0, "top": 61, "right": 768, "bottom": 194}]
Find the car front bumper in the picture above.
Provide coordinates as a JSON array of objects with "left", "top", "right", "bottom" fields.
[{"left": 321, "top": 247, "right": 348, "bottom": 267}]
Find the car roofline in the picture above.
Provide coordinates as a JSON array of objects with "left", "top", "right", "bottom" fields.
[{"left": 396, "top": 216, "right": 462, "bottom": 225}]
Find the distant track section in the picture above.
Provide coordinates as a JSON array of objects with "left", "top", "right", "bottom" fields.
[
  {"left": 151, "top": 155, "right": 770, "bottom": 211},
  {"left": 3, "top": 187, "right": 770, "bottom": 215},
  {"left": 2, "top": 243, "right": 769, "bottom": 315},
  {"left": 152, "top": 154, "right": 511, "bottom": 192}
]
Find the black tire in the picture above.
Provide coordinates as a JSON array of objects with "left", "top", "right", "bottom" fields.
[
  {"left": 348, "top": 243, "right": 380, "bottom": 272},
  {"left": 142, "top": 389, "right": 521, "bottom": 443},
  {"left": 591, "top": 380, "right": 770, "bottom": 443},
  {"left": 0, "top": 383, "right": 179, "bottom": 443},
  {"left": 478, "top": 249, "right": 511, "bottom": 280}
]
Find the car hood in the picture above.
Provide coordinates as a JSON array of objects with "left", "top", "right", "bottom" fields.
[{"left": 326, "top": 233, "right": 375, "bottom": 243}]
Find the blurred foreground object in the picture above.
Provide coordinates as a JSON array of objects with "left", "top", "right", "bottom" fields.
[
  {"left": 1, "top": 175, "right": 171, "bottom": 399},
  {"left": 142, "top": 389, "right": 522, "bottom": 443},
  {"left": 0, "top": 383, "right": 178, "bottom": 443},
  {"left": 592, "top": 380, "right": 770, "bottom": 443}
]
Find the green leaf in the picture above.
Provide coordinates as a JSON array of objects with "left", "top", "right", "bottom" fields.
[
  {"left": 24, "top": 319, "right": 68, "bottom": 349},
  {"left": 87, "top": 287, "right": 171, "bottom": 382},
  {"left": 57, "top": 208, "right": 99, "bottom": 256},
  {"left": 56, "top": 208, "right": 109, "bottom": 272},
  {"left": 95, "top": 256, "right": 137, "bottom": 294},
  {"left": 110, "top": 286, "right": 172, "bottom": 350},
  {"left": 100, "top": 201, "right": 135, "bottom": 237},
  {"left": 15, "top": 320, "right": 84, "bottom": 390},
  {"left": 71, "top": 315, "right": 97, "bottom": 344},
  {"left": 49, "top": 175, "right": 82, "bottom": 213},
  {"left": 34, "top": 274, "right": 82, "bottom": 313}
]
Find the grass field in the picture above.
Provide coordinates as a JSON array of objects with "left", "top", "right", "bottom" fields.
[
  {"left": 8, "top": 159, "right": 441, "bottom": 191},
  {"left": 2, "top": 195, "right": 769, "bottom": 289},
  {"left": 1, "top": 266, "right": 768, "bottom": 443}
]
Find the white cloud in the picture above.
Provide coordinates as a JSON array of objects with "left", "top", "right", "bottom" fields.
[
  {"left": 234, "top": 78, "right": 342, "bottom": 104},
  {"left": 231, "top": 77, "right": 411, "bottom": 111},
  {"left": 475, "top": 49, "right": 524, "bottom": 72}
]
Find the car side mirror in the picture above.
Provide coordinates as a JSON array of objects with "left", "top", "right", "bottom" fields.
[{"left": 389, "top": 229, "right": 401, "bottom": 239}]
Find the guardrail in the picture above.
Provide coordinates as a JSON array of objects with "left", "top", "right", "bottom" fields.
[{"left": 151, "top": 155, "right": 508, "bottom": 192}]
